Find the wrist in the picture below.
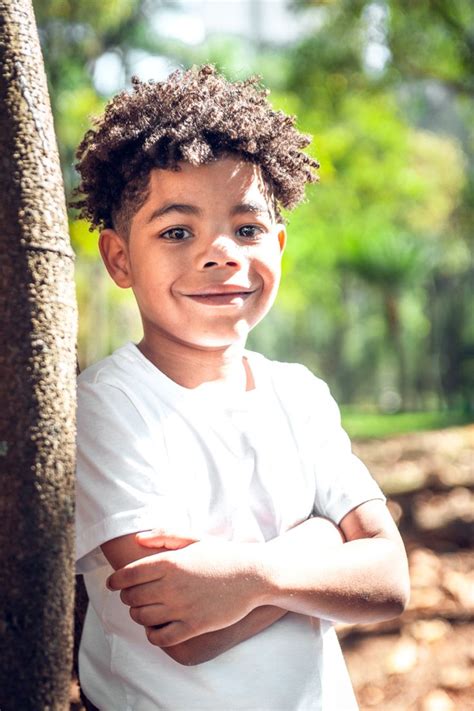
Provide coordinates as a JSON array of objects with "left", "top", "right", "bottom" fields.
[
  {"left": 244, "top": 542, "right": 281, "bottom": 607},
  {"left": 233, "top": 542, "right": 277, "bottom": 610}
]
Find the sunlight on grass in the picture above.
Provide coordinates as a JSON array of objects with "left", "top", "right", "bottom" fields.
[{"left": 341, "top": 409, "right": 472, "bottom": 440}]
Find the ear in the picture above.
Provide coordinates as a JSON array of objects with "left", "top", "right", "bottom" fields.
[
  {"left": 276, "top": 225, "right": 287, "bottom": 253},
  {"left": 99, "top": 229, "right": 132, "bottom": 288}
]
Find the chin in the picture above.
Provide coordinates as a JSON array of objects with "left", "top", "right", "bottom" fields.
[
  {"left": 189, "top": 323, "right": 251, "bottom": 350},
  {"left": 193, "top": 338, "right": 247, "bottom": 351},
  {"left": 190, "top": 331, "right": 249, "bottom": 350}
]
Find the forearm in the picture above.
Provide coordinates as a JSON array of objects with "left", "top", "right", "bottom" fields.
[
  {"left": 148, "top": 517, "right": 339, "bottom": 663},
  {"left": 259, "top": 534, "right": 408, "bottom": 624},
  {"left": 162, "top": 605, "right": 286, "bottom": 665},
  {"left": 108, "top": 502, "right": 409, "bottom": 648},
  {"left": 102, "top": 528, "right": 287, "bottom": 664},
  {"left": 251, "top": 505, "right": 409, "bottom": 624}
]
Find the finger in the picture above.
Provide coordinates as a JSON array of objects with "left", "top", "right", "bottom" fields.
[
  {"left": 107, "top": 554, "right": 167, "bottom": 591},
  {"left": 129, "top": 604, "right": 171, "bottom": 628},
  {"left": 120, "top": 579, "right": 163, "bottom": 607},
  {"left": 146, "top": 621, "right": 194, "bottom": 647},
  {"left": 136, "top": 530, "right": 197, "bottom": 549}
]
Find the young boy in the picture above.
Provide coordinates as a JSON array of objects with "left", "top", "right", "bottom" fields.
[{"left": 74, "top": 65, "right": 409, "bottom": 710}]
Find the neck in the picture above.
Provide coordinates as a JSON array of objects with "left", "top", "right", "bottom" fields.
[{"left": 137, "top": 336, "right": 252, "bottom": 391}]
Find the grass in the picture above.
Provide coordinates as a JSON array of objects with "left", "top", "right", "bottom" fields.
[{"left": 340, "top": 408, "right": 473, "bottom": 440}]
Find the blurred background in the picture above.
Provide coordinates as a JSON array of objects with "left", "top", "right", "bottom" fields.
[{"left": 32, "top": 1, "right": 473, "bottom": 709}]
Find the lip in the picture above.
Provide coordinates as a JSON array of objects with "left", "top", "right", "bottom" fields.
[
  {"left": 184, "top": 285, "right": 256, "bottom": 296},
  {"left": 183, "top": 286, "right": 257, "bottom": 306}
]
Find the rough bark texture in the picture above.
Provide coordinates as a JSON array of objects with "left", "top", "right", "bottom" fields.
[{"left": 0, "top": 1, "right": 77, "bottom": 709}]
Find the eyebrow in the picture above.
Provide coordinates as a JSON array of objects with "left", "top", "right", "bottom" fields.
[
  {"left": 146, "top": 200, "right": 272, "bottom": 224},
  {"left": 146, "top": 203, "right": 201, "bottom": 223},
  {"left": 230, "top": 201, "right": 272, "bottom": 218}
]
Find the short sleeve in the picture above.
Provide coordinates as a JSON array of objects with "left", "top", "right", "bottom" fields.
[
  {"left": 280, "top": 366, "right": 385, "bottom": 524},
  {"left": 75, "top": 379, "right": 186, "bottom": 573},
  {"left": 307, "top": 378, "right": 385, "bottom": 523}
]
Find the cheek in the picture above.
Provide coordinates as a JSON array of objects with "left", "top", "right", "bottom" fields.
[
  {"left": 131, "top": 256, "right": 174, "bottom": 292},
  {"left": 257, "top": 251, "right": 282, "bottom": 291}
]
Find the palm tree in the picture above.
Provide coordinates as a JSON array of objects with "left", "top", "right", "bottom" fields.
[{"left": 340, "top": 230, "right": 426, "bottom": 409}]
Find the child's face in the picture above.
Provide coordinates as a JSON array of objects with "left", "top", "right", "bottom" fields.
[{"left": 100, "top": 156, "right": 286, "bottom": 352}]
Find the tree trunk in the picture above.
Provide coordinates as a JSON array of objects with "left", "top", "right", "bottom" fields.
[
  {"left": 0, "top": 1, "right": 77, "bottom": 709},
  {"left": 384, "top": 290, "right": 408, "bottom": 410}
]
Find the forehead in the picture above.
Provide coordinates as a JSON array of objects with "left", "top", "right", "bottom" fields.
[{"left": 144, "top": 157, "right": 274, "bottom": 213}]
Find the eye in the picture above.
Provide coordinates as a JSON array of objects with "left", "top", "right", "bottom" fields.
[
  {"left": 236, "top": 225, "right": 265, "bottom": 241},
  {"left": 159, "top": 227, "right": 192, "bottom": 241}
]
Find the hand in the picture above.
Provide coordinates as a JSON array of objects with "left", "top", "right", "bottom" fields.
[{"left": 107, "top": 539, "right": 265, "bottom": 647}]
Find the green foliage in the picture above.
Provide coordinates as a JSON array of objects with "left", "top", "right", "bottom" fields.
[
  {"left": 34, "top": 0, "right": 137, "bottom": 30},
  {"left": 34, "top": 0, "right": 473, "bottom": 413},
  {"left": 254, "top": 0, "right": 473, "bottom": 408},
  {"left": 386, "top": 0, "right": 474, "bottom": 95},
  {"left": 339, "top": 231, "right": 427, "bottom": 288}
]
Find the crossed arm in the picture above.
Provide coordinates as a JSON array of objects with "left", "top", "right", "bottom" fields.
[{"left": 102, "top": 500, "right": 409, "bottom": 666}]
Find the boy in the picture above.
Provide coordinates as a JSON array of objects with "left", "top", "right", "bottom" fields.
[{"left": 74, "top": 65, "right": 409, "bottom": 710}]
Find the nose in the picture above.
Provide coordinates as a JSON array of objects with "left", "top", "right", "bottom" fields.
[{"left": 199, "top": 235, "right": 242, "bottom": 270}]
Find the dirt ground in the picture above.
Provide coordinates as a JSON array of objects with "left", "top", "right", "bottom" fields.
[
  {"left": 71, "top": 424, "right": 474, "bottom": 710},
  {"left": 342, "top": 425, "right": 474, "bottom": 711}
]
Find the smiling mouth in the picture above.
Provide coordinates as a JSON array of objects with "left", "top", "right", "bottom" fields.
[{"left": 185, "top": 290, "right": 256, "bottom": 306}]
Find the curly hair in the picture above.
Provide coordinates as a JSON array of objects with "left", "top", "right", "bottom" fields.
[{"left": 72, "top": 64, "right": 319, "bottom": 233}]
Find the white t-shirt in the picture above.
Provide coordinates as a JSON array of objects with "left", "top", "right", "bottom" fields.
[{"left": 76, "top": 343, "right": 385, "bottom": 710}]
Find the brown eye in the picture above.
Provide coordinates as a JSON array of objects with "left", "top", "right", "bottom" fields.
[
  {"left": 237, "top": 225, "right": 264, "bottom": 241},
  {"left": 160, "top": 227, "right": 191, "bottom": 241}
]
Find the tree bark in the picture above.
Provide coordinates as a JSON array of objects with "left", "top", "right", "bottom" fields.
[{"left": 0, "top": 1, "right": 77, "bottom": 709}]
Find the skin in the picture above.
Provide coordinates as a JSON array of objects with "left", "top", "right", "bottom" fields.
[
  {"left": 99, "top": 157, "right": 286, "bottom": 390},
  {"left": 105, "top": 502, "right": 408, "bottom": 664},
  {"left": 102, "top": 517, "right": 345, "bottom": 666},
  {"left": 99, "top": 156, "right": 410, "bottom": 665}
]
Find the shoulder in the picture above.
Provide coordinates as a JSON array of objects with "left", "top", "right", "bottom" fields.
[
  {"left": 247, "top": 350, "right": 340, "bottom": 429},
  {"left": 247, "top": 350, "right": 332, "bottom": 399},
  {"left": 78, "top": 342, "right": 156, "bottom": 405},
  {"left": 78, "top": 342, "right": 142, "bottom": 388},
  {"left": 77, "top": 343, "right": 154, "bottom": 427}
]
